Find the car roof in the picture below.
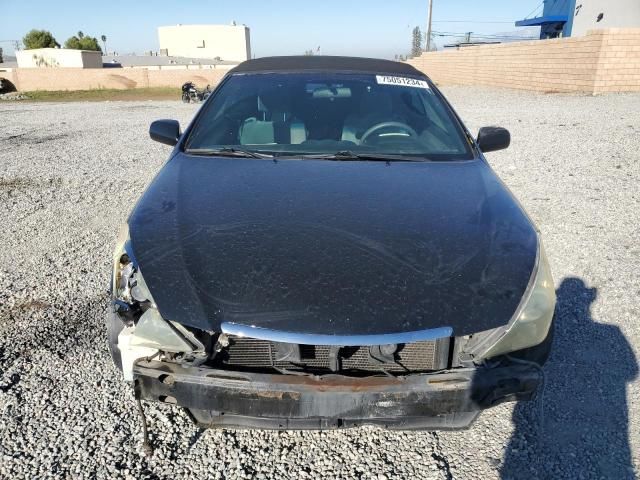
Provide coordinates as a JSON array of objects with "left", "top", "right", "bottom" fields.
[{"left": 228, "top": 55, "right": 426, "bottom": 77}]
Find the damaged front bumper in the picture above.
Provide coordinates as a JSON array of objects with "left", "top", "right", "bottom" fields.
[{"left": 133, "top": 359, "right": 542, "bottom": 430}]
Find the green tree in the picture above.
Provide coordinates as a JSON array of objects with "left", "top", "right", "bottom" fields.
[
  {"left": 64, "top": 34, "right": 102, "bottom": 52},
  {"left": 64, "top": 36, "right": 82, "bottom": 49},
  {"left": 22, "top": 29, "right": 60, "bottom": 49},
  {"left": 411, "top": 26, "right": 422, "bottom": 58}
]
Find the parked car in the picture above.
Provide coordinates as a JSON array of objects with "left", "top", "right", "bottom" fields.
[{"left": 109, "top": 56, "right": 556, "bottom": 431}]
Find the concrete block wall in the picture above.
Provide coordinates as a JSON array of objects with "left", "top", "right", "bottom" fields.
[
  {"left": 2, "top": 69, "right": 18, "bottom": 89},
  {"left": 146, "top": 69, "right": 227, "bottom": 88},
  {"left": 593, "top": 29, "right": 640, "bottom": 93},
  {"left": 4, "top": 66, "right": 228, "bottom": 92},
  {"left": 406, "top": 29, "right": 640, "bottom": 94}
]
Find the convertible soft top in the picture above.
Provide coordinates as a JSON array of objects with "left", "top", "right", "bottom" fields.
[{"left": 228, "top": 55, "right": 426, "bottom": 76}]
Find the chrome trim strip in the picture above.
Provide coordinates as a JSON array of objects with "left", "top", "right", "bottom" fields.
[{"left": 220, "top": 322, "right": 453, "bottom": 346}]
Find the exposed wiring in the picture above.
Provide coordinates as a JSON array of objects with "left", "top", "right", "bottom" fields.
[
  {"left": 132, "top": 354, "right": 159, "bottom": 457},
  {"left": 136, "top": 397, "right": 154, "bottom": 457},
  {"left": 144, "top": 351, "right": 160, "bottom": 362}
]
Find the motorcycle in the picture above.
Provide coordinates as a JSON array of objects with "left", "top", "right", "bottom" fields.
[
  {"left": 201, "top": 84, "right": 212, "bottom": 101},
  {"left": 181, "top": 82, "right": 212, "bottom": 103},
  {"left": 181, "top": 82, "right": 198, "bottom": 103}
]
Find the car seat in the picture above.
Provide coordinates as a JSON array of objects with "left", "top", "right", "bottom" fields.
[{"left": 239, "top": 92, "right": 307, "bottom": 145}]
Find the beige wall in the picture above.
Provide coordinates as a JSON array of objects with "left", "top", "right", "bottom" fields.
[
  {"left": 8, "top": 67, "right": 228, "bottom": 91},
  {"left": 7, "top": 29, "right": 640, "bottom": 94},
  {"left": 16, "top": 48, "right": 103, "bottom": 68},
  {"left": 158, "top": 24, "right": 251, "bottom": 61},
  {"left": 406, "top": 29, "right": 640, "bottom": 94},
  {"left": 2, "top": 69, "right": 17, "bottom": 89}
]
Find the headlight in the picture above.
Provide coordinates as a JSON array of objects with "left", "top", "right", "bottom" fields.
[
  {"left": 112, "top": 223, "right": 131, "bottom": 298},
  {"left": 467, "top": 241, "right": 556, "bottom": 361},
  {"left": 111, "top": 224, "right": 205, "bottom": 380},
  {"left": 112, "top": 224, "right": 155, "bottom": 310}
]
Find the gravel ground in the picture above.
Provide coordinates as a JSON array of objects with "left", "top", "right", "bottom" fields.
[{"left": 1, "top": 88, "right": 639, "bottom": 479}]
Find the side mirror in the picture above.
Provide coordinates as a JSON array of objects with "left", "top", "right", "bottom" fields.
[
  {"left": 150, "top": 119, "right": 180, "bottom": 146},
  {"left": 477, "top": 126, "right": 510, "bottom": 153}
]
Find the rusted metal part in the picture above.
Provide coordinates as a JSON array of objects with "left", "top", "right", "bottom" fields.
[
  {"left": 133, "top": 359, "right": 541, "bottom": 430},
  {"left": 184, "top": 409, "right": 482, "bottom": 430}
]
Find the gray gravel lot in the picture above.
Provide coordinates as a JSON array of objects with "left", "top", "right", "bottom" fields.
[{"left": 1, "top": 87, "right": 639, "bottom": 479}]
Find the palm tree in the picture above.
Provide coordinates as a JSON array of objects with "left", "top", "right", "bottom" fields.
[
  {"left": 77, "top": 31, "right": 84, "bottom": 39},
  {"left": 101, "top": 35, "right": 107, "bottom": 54}
]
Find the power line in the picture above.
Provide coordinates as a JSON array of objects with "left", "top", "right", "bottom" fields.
[
  {"left": 523, "top": 1, "right": 544, "bottom": 20},
  {"left": 432, "top": 20, "right": 515, "bottom": 24},
  {"left": 433, "top": 29, "right": 532, "bottom": 36},
  {"left": 435, "top": 34, "right": 538, "bottom": 40},
  {"left": 432, "top": 30, "right": 539, "bottom": 41}
]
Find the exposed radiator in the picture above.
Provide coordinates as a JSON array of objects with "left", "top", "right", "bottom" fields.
[{"left": 220, "top": 336, "right": 447, "bottom": 373}]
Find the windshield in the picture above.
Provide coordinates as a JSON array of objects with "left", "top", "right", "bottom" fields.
[{"left": 185, "top": 72, "right": 473, "bottom": 160}]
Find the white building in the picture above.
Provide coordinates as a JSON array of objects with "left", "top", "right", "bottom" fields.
[
  {"left": 571, "top": 0, "right": 640, "bottom": 37},
  {"left": 516, "top": 0, "right": 640, "bottom": 39},
  {"left": 15, "top": 48, "right": 103, "bottom": 68},
  {"left": 158, "top": 24, "right": 251, "bottom": 62}
]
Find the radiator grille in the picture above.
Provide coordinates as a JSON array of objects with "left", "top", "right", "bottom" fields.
[{"left": 221, "top": 336, "right": 442, "bottom": 373}]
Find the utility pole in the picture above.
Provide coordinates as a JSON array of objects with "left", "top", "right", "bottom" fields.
[
  {"left": 426, "top": 0, "right": 433, "bottom": 52},
  {"left": 0, "top": 40, "right": 20, "bottom": 51}
]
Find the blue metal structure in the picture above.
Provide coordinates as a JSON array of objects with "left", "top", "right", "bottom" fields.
[{"left": 516, "top": 0, "right": 577, "bottom": 39}]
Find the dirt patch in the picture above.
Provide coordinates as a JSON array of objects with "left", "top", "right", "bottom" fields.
[
  {"left": 2, "top": 132, "right": 69, "bottom": 145},
  {"left": 17, "top": 299, "right": 51, "bottom": 311},
  {"left": 0, "top": 177, "right": 63, "bottom": 189},
  {"left": 23, "top": 87, "right": 179, "bottom": 102}
]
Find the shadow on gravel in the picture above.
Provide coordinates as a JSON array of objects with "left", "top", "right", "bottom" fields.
[{"left": 501, "top": 277, "right": 638, "bottom": 480}]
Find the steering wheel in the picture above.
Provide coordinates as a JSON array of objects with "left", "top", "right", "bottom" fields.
[{"left": 360, "top": 121, "right": 418, "bottom": 144}]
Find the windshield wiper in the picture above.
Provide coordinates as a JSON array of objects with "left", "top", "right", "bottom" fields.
[
  {"left": 296, "top": 151, "right": 427, "bottom": 162},
  {"left": 186, "top": 147, "right": 274, "bottom": 159}
]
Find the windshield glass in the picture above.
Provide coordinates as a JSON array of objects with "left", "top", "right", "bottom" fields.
[{"left": 185, "top": 72, "right": 473, "bottom": 160}]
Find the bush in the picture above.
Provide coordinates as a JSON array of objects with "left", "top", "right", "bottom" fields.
[
  {"left": 64, "top": 35, "right": 102, "bottom": 52},
  {"left": 23, "top": 29, "right": 60, "bottom": 49}
]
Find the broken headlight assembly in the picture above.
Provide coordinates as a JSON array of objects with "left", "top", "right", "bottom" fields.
[
  {"left": 462, "top": 239, "right": 556, "bottom": 362},
  {"left": 112, "top": 224, "right": 206, "bottom": 380}
]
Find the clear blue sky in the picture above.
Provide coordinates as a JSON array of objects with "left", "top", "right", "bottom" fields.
[{"left": 0, "top": 0, "right": 542, "bottom": 58}]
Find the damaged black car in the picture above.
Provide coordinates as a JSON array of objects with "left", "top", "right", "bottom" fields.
[{"left": 107, "top": 56, "right": 556, "bottom": 431}]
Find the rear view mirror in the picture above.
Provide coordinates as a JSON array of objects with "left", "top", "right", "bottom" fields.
[
  {"left": 150, "top": 119, "right": 180, "bottom": 146},
  {"left": 477, "top": 126, "right": 510, "bottom": 153}
]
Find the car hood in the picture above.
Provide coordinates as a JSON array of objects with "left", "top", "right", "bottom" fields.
[{"left": 129, "top": 153, "right": 537, "bottom": 337}]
